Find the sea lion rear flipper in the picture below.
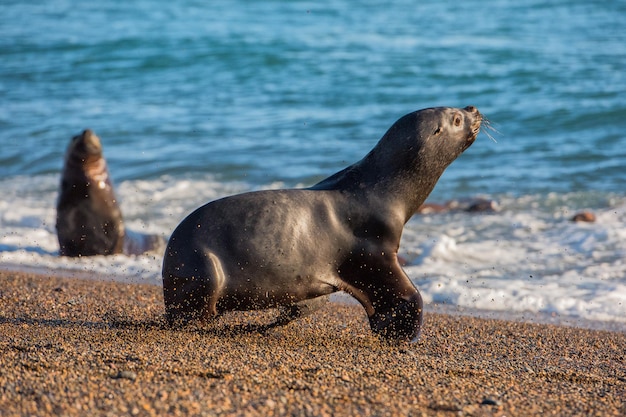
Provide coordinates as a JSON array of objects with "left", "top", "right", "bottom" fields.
[{"left": 271, "top": 295, "right": 330, "bottom": 328}]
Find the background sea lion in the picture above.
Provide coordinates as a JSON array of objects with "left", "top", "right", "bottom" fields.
[
  {"left": 56, "top": 129, "right": 164, "bottom": 257},
  {"left": 418, "top": 197, "right": 500, "bottom": 214},
  {"left": 570, "top": 211, "right": 596, "bottom": 223},
  {"left": 162, "top": 106, "right": 482, "bottom": 341}
]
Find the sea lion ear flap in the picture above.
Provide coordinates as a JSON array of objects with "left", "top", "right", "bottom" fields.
[{"left": 453, "top": 113, "right": 462, "bottom": 127}]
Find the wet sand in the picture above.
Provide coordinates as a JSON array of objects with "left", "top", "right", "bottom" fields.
[{"left": 1, "top": 271, "right": 624, "bottom": 416}]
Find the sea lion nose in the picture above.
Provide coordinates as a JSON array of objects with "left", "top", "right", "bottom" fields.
[
  {"left": 464, "top": 106, "right": 478, "bottom": 113},
  {"left": 82, "top": 129, "right": 102, "bottom": 152}
]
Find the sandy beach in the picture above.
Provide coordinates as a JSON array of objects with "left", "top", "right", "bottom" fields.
[{"left": 0, "top": 270, "right": 624, "bottom": 416}]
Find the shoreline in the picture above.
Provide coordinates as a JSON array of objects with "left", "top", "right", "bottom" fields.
[
  {"left": 1, "top": 270, "right": 625, "bottom": 416},
  {"left": 3, "top": 266, "right": 624, "bottom": 334}
]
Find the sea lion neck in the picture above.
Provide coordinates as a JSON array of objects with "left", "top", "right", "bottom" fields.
[
  {"left": 310, "top": 118, "right": 444, "bottom": 222},
  {"left": 355, "top": 150, "right": 444, "bottom": 222}
]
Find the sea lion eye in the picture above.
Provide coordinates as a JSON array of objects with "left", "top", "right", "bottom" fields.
[
  {"left": 453, "top": 114, "right": 462, "bottom": 127},
  {"left": 434, "top": 127, "right": 442, "bottom": 135}
]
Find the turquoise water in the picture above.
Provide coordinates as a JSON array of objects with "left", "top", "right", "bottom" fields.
[
  {"left": 2, "top": 0, "right": 624, "bottom": 197},
  {"left": 1, "top": 1, "right": 626, "bottom": 325}
]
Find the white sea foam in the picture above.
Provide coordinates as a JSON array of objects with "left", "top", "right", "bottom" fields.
[
  {"left": 401, "top": 197, "right": 626, "bottom": 324},
  {"left": 1, "top": 175, "right": 625, "bottom": 327}
]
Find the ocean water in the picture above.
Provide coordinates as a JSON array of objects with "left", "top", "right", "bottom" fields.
[{"left": 1, "top": 1, "right": 625, "bottom": 327}]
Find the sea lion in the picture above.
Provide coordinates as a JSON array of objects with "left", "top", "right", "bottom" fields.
[
  {"left": 162, "top": 106, "right": 482, "bottom": 340},
  {"left": 570, "top": 211, "right": 596, "bottom": 223},
  {"left": 56, "top": 129, "right": 164, "bottom": 257},
  {"left": 418, "top": 197, "right": 500, "bottom": 214}
]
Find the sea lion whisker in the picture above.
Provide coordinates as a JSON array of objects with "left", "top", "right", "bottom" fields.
[{"left": 480, "top": 118, "right": 499, "bottom": 143}]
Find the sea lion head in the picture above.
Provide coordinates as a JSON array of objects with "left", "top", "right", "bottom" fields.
[
  {"left": 416, "top": 105, "right": 482, "bottom": 152},
  {"left": 381, "top": 105, "right": 481, "bottom": 162},
  {"left": 65, "top": 130, "right": 106, "bottom": 178},
  {"left": 66, "top": 129, "right": 103, "bottom": 162},
  {"left": 63, "top": 129, "right": 110, "bottom": 189}
]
